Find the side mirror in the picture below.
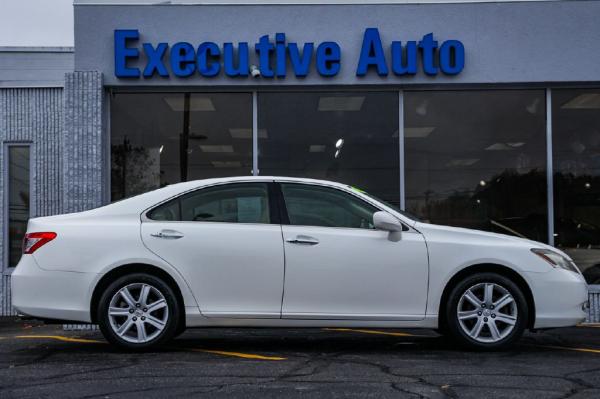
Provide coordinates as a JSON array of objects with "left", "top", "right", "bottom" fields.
[
  {"left": 373, "top": 211, "right": 403, "bottom": 232},
  {"left": 373, "top": 212, "right": 403, "bottom": 242}
]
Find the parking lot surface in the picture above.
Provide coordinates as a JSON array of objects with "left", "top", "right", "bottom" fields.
[{"left": 0, "top": 318, "right": 599, "bottom": 398}]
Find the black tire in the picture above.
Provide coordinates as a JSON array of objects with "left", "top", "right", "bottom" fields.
[
  {"left": 445, "top": 272, "right": 528, "bottom": 350},
  {"left": 174, "top": 319, "right": 187, "bottom": 339},
  {"left": 98, "top": 273, "right": 180, "bottom": 350},
  {"left": 435, "top": 321, "right": 450, "bottom": 337}
]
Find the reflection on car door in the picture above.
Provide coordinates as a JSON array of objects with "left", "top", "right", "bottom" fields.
[
  {"left": 141, "top": 182, "right": 285, "bottom": 318},
  {"left": 278, "top": 183, "right": 429, "bottom": 320}
]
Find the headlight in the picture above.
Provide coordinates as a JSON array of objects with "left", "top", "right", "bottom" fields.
[{"left": 531, "top": 248, "right": 580, "bottom": 274}]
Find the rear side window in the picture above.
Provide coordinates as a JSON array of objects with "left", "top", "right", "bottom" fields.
[
  {"left": 280, "top": 183, "right": 379, "bottom": 229},
  {"left": 147, "top": 199, "right": 180, "bottom": 221},
  {"left": 147, "top": 183, "right": 270, "bottom": 224}
]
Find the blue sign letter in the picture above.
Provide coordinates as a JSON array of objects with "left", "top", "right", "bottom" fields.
[
  {"left": 288, "top": 42, "right": 313, "bottom": 77},
  {"left": 356, "top": 28, "right": 388, "bottom": 76},
  {"left": 142, "top": 42, "right": 168, "bottom": 78},
  {"left": 316, "top": 42, "right": 340, "bottom": 77},
  {"left": 255, "top": 35, "right": 275, "bottom": 78},
  {"left": 197, "top": 42, "right": 221, "bottom": 77},
  {"left": 391, "top": 41, "right": 417, "bottom": 75},
  {"left": 171, "top": 42, "right": 196, "bottom": 77},
  {"left": 224, "top": 42, "right": 249, "bottom": 77},
  {"left": 439, "top": 40, "right": 465, "bottom": 75},
  {"left": 115, "top": 29, "right": 140, "bottom": 78},
  {"left": 419, "top": 33, "right": 438, "bottom": 76}
]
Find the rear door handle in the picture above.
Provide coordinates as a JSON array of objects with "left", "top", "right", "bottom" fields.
[
  {"left": 150, "top": 229, "right": 184, "bottom": 239},
  {"left": 286, "top": 235, "right": 319, "bottom": 245}
]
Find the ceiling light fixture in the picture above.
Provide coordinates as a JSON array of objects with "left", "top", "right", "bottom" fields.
[
  {"left": 229, "top": 128, "right": 268, "bottom": 139},
  {"left": 485, "top": 142, "right": 526, "bottom": 151},
  {"left": 309, "top": 145, "right": 326, "bottom": 153},
  {"left": 561, "top": 93, "right": 600, "bottom": 109},
  {"left": 163, "top": 96, "right": 216, "bottom": 111},
  {"left": 446, "top": 158, "right": 479, "bottom": 167},
  {"left": 335, "top": 138, "right": 344, "bottom": 149},
  {"left": 318, "top": 96, "right": 365, "bottom": 112},
  {"left": 199, "top": 145, "right": 234, "bottom": 153},
  {"left": 393, "top": 127, "right": 436, "bottom": 138},
  {"left": 211, "top": 161, "right": 242, "bottom": 168}
]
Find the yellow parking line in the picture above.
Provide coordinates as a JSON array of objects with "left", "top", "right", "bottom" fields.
[
  {"left": 535, "top": 344, "right": 600, "bottom": 355},
  {"left": 578, "top": 323, "right": 600, "bottom": 328},
  {"left": 9, "top": 335, "right": 284, "bottom": 359},
  {"left": 324, "top": 328, "right": 416, "bottom": 337},
  {"left": 14, "top": 335, "right": 104, "bottom": 344},
  {"left": 190, "top": 348, "right": 286, "bottom": 361}
]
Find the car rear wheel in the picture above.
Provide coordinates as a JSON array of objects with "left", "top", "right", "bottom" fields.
[
  {"left": 445, "top": 272, "right": 528, "bottom": 350},
  {"left": 98, "top": 273, "right": 180, "bottom": 350}
]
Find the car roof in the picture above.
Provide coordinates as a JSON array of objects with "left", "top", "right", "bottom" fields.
[{"left": 165, "top": 175, "right": 352, "bottom": 190}]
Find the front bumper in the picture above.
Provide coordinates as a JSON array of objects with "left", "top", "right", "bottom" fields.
[
  {"left": 11, "top": 255, "right": 97, "bottom": 323},
  {"left": 526, "top": 268, "right": 588, "bottom": 329}
]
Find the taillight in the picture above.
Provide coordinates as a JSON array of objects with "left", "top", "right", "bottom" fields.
[{"left": 22, "top": 232, "right": 57, "bottom": 254}]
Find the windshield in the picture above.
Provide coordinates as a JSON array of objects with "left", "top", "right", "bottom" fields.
[{"left": 349, "top": 186, "right": 421, "bottom": 222}]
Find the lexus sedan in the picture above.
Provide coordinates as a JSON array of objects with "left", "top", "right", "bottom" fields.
[{"left": 12, "top": 177, "right": 588, "bottom": 350}]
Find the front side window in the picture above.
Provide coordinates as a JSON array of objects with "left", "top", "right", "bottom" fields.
[
  {"left": 281, "top": 183, "right": 378, "bottom": 229},
  {"left": 148, "top": 183, "right": 270, "bottom": 224}
]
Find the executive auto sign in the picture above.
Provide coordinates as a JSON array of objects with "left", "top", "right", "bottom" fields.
[{"left": 114, "top": 28, "right": 464, "bottom": 79}]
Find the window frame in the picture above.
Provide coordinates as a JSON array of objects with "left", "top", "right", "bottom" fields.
[
  {"left": 3, "top": 142, "right": 34, "bottom": 274},
  {"left": 276, "top": 181, "right": 400, "bottom": 231},
  {"left": 143, "top": 181, "right": 281, "bottom": 226}
]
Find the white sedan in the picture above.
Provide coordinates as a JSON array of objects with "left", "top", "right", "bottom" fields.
[{"left": 12, "top": 177, "right": 588, "bottom": 350}]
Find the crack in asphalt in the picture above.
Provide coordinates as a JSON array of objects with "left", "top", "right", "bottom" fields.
[{"left": 1, "top": 326, "right": 599, "bottom": 398}]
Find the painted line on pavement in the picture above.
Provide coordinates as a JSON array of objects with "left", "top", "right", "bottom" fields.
[
  {"left": 578, "top": 324, "right": 600, "bottom": 328},
  {"left": 14, "top": 335, "right": 105, "bottom": 344},
  {"left": 189, "top": 348, "right": 286, "bottom": 360},
  {"left": 324, "top": 328, "right": 418, "bottom": 337},
  {"left": 8, "top": 335, "right": 286, "bottom": 359},
  {"left": 534, "top": 344, "right": 600, "bottom": 355}
]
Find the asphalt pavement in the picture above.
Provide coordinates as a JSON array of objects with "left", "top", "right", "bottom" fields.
[{"left": 0, "top": 317, "right": 599, "bottom": 398}]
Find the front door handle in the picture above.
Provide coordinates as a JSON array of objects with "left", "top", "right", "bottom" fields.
[
  {"left": 286, "top": 235, "right": 319, "bottom": 245},
  {"left": 150, "top": 229, "right": 184, "bottom": 239}
]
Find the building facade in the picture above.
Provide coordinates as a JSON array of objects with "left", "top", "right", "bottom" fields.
[{"left": 1, "top": 0, "right": 600, "bottom": 321}]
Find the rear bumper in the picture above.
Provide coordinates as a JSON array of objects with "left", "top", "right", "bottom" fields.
[
  {"left": 526, "top": 268, "right": 588, "bottom": 329},
  {"left": 11, "top": 255, "right": 97, "bottom": 323}
]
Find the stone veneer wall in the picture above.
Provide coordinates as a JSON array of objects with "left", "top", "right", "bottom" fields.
[
  {"left": 0, "top": 72, "right": 105, "bottom": 316},
  {"left": 0, "top": 88, "right": 64, "bottom": 315}
]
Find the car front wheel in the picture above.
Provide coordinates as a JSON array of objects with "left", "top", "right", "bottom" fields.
[
  {"left": 98, "top": 273, "right": 180, "bottom": 350},
  {"left": 446, "top": 272, "right": 528, "bottom": 350}
]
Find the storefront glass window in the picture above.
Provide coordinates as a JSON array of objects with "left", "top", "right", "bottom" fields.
[
  {"left": 553, "top": 89, "right": 600, "bottom": 284},
  {"left": 405, "top": 90, "right": 548, "bottom": 241},
  {"left": 258, "top": 92, "right": 400, "bottom": 207},
  {"left": 7, "top": 145, "right": 30, "bottom": 268},
  {"left": 111, "top": 92, "right": 253, "bottom": 201}
]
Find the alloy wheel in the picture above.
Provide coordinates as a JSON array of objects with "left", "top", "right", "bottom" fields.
[
  {"left": 457, "top": 282, "right": 518, "bottom": 343},
  {"left": 108, "top": 283, "right": 169, "bottom": 344}
]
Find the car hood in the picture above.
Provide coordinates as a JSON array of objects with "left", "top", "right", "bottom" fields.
[{"left": 414, "top": 222, "right": 569, "bottom": 258}]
